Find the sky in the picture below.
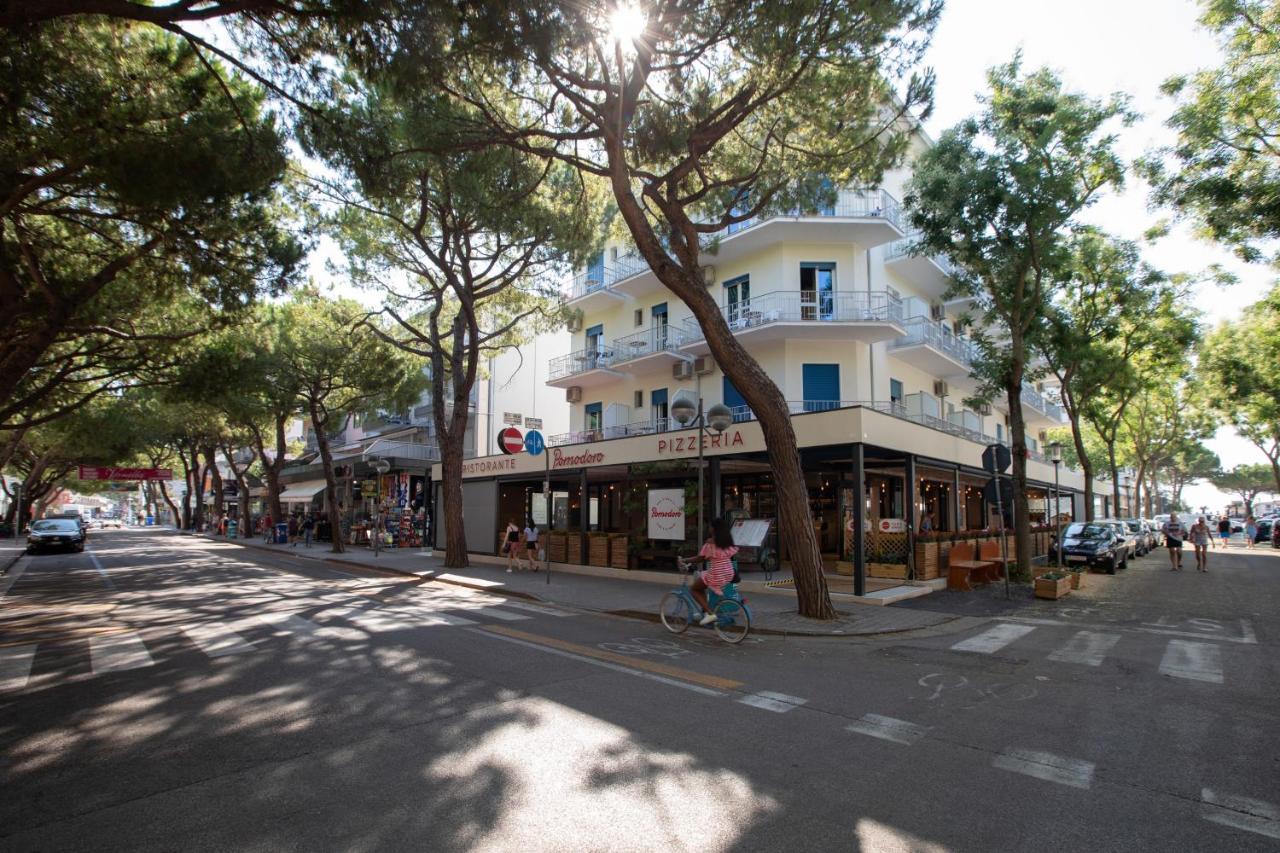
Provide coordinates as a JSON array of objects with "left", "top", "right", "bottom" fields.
[{"left": 916, "top": 0, "right": 1274, "bottom": 514}]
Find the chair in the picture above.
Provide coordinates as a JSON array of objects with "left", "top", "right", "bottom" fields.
[{"left": 978, "top": 540, "right": 1014, "bottom": 581}]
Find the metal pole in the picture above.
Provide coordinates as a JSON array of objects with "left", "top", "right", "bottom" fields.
[
  {"left": 995, "top": 475, "right": 1009, "bottom": 599},
  {"left": 545, "top": 449, "right": 551, "bottom": 584},
  {"left": 696, "top": 398, "right": 705, "bottom": 546},
  {"left": 14, "top": 479, "right": 22, "bottom": 533},
  {"left": 1054, "top": 462, "right": 1062, "bottom": 570}
]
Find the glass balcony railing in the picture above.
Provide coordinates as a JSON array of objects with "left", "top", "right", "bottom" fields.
[
  {"left": 680, "top": 289, "right": 903, "bottom": 343},
  {"left": 548, "top": 347, "right": 619, "bottom": 382},
  {"left": 891, "top": 317, "right": 977, "bottom": 367}
]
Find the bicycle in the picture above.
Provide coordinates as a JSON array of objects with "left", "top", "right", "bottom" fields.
[{"left": 660, "top": 556, "right": 752, "bottom": 644}]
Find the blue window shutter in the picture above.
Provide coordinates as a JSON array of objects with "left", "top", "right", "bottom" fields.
[
  {"left": 723, "top": 377, "right": 748, "bottom": 418},
  {"left": 802, "top": 364, "right": 840, "bottom": 412}
]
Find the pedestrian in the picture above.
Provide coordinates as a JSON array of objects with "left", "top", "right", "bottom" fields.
[
  {"left": 370, "top": 509, "right": 385, "bottom": 556},
  {"left": 503, "top": 518, "right": 520, "bottom": 572},
  {"left": 1244, "top": 515, "right": 1258, "bottom": 550},
  {"left": 920, "top": 512, "right": 934, "bottom": 533},
  {"left": 522, "top": 517, "right": 540, "bottom": 572},
  {"left": 1190, "top": 516, "right": 1212, "bottom": 572},
  {"left": 288, "top": 514, "right": 300, "bottom": 547},
  {"left": 1217, "top": 516, "right": 1231, "bottom": 547},
  {"left": 1162, "top": 513, "right": 1187, "bottom": 571},
  {"left": 262, "top": 511, "right": 274, "bottom": 544},
  {"left": 303, "top": 514, "right": 314, "bottom": 548}
]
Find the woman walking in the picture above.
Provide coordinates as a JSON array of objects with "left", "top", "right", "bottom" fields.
[
  {"left": 1245, "top": 515, "right": 1258, "bottom": 549},
  {"left": 1218, "top": 516, "right": 1232, "bottom": 547},
  {"left": 503, "top": 518, "right": 520, "bottom": 572},
  {"left": 1190, "top": 517, "right": 1212, "bottom": 572}
]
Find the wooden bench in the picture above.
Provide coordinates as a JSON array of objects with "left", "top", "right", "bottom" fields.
[
  {"left": 979, "top": 540, "right": 1016, "bottom": 580},
  {"left": 947, "top": 542, "right": 999, "bottom": 590}
]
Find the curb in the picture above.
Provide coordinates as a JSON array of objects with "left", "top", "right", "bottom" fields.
[
  {"left": 604, "top": 607, "right": 967, "bottom": 639},
  {"left": 1, "top": 550, "right": 23, "bottom": 576}
]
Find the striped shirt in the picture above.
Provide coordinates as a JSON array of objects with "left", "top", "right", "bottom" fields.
[{"left": 699, "top": 543, "right": 738, "bottom": 591}]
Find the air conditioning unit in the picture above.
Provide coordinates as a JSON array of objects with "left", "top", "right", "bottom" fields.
[
  {"left": 672, "top": 361, "right": 693, "bottom": 380},
  {"left": 700, "top": 265, "right": 716, "bottom": 287},
  {"left": 978, "top": 402, "right": 993, "bottom": 416},
  {"left": 566, "top": 386, "right": 583, "bottom": 403},
  {"left": 566, "top": 312, "right": 583, "bottom": 333},
  {"left": 933, "top": 380, "right": 949, "bottom": 397},
  {"left": 930, "top": 303, "right": 945, "bottom": 322},
  {"left": 694, "top": 356, "right": 714, "bottom": 375}
]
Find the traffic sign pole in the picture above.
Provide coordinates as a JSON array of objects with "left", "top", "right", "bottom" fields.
[{"left": 523, "top": 429, "right": 551, "bottom": 585}]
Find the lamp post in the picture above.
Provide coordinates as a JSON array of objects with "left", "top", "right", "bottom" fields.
[
  {"left": 1049, "top": 441, "right": 1063, "bottom": 569},
  {"left": 671, "top": 397, "right": 733, "bottom": 544}
]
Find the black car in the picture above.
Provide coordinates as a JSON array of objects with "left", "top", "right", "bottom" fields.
[
  {"left": 26, "top": 518, "right": 87, "bottom": 553},
  {"left": 1255, "top": 518, "right": 1274, "bottom": 544},
  {"left": 1050, "top": 522, "right": 1124, "bottom": 574}
]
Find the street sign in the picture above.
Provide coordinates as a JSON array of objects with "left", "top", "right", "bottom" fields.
[
  {"left": 78, "top": 466, "right": 172, "bottom": 481},
  {"left": 983, "top": 476, "right": 1015, "bottom": 521},
  {"left": 982, "top": 444, "right": 1011, "bottom": 475},
  {"left": 497, "top": 427, "right": 525, "bottom": 455},
  {"left": 525, "top": 417, "right": 543, "bottom": 430},
  {"left": 503, "top": 412, "right": 524, "bottom": 426},
  {"left": 524, "top": 429, "right": 545, "bottom": 456}
]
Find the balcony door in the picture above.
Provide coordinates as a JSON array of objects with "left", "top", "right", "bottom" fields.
[
  {"left": 800, "top": 262, "right": 835, "bottom": 321},
  {"left": 723, "top": 377, "right": 749, "bottom": 421},
  {"left": 651, "top": 303, "right": 669, "bottom": 350},
  {"left": 584, "top": 402, "right": 603, "bottom": 436},
  {"left": 586, "top": 253, "right": 605, "bottom": 290},
  {"left": 651, "top": 388, "right": 669, "bottom": 431},
  {"left": 585, "top": 324, "right": 604, "bottom": 369},
  {"left": 725, "top": 275, "right": 750, "bottom": 326}
]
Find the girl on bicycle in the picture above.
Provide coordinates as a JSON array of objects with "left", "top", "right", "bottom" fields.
[{"left": 684, "top": 517, "right": 738, "bottom": 626}]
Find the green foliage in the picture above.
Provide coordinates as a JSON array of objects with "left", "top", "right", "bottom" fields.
[
  {"left": 0, "top": 18, "right": 301, "bottom": 430},
  {"left": 1142, "top": 0, "right": 1280, "bottom": 262},
  {"left": 1209, "top": 463, "right": 1275, "bottom": 511}
]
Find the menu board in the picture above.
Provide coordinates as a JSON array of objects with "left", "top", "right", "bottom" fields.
[{"left": 731, "top": 518, "right": 773, "bottom": 548}]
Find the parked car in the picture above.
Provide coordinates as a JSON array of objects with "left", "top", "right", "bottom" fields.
[
  {"left": 1051, "top": 522, "right": 1126, "bottom": 574},
  {"left": 101, "top": 517, "right": 123, "bottom": 529},
  {"left": 1121, "top": 519, "right": 1152, "bottom": 555},
  {"left": 1255, "top": 518, "right": 1274, "bottom": 545},
  {"left": 26, "top": 518, "right": 87, "bottom": 554},
  {"left": 1098, "top": 519, "right": 1136, "bottom": 562}
]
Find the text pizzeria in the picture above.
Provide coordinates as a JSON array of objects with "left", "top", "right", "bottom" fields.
[{"left": 657, "top": 431, "right": 745, "bottom": 454}]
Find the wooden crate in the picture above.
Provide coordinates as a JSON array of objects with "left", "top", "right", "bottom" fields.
[
  {"left": 563, "top": 532, "right": 584, "bottom": 564},
  {"left": 609, "top": 534, "right": 629, "bottom": 569},
  {"left": 547, "top": 531, "right": 567, "bottom": 563},
  {"left": 868, "top": 562, "right": 909, "bottom": 579},
  {"left": 588, "top": 533, "right": 610, "bottom": 567},
  {"left": 913, "top": 541, "right": 941, "bottom": 580},
  {"left": 1034, "top": 574, "right": 1071, "bottom": 600}
]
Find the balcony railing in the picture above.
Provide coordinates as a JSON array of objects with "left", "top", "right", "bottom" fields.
[
  {"left": 611, "top": 325, "right": 685, "bottom": 364},
  {"left": 548, "top": 347, "right": 620, "bottom": 382},
  {"left": 1020, "top": 382, "right": 1064, "bottom": 421},
  {"left": 363, "top": 439, "right": 440, "bottom": 462},
  {"left": 722, "top": 188, "right": 903, "bottom": 236},
  {"left": 565, "top": 253, "right": 652, "bottom": 301},
  {"left": 891, "top": 317, "right": 977, "bottom": 367},
  {"left": 681, "top": 289, "right": 903, "bottom": 343},
  {"left": 884, "top": 231, "right": 957, "bottom": 277}
]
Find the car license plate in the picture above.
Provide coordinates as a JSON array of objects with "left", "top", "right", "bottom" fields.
[{"left": 1066, "top": 555, "right": 1087, "bottom": 563}]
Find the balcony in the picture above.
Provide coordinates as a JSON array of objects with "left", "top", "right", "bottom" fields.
[
  {"left": 884, "top": 233, "right": 957, "bottom": 299},
  {"left": 680, "top": 289, "right": 906, "bottom": 354},
  {"left": 563, "top": 255, "right": 646, "bottom": 310},
  {"left": 546, "top": 347, "right": 624, "bottom": 389},
  {"left": 1020, "top": 382, "right": 1066, "bottom": 423},
  {"left": 610, "top": 325, "right": 690, "bottom": 373},
  {"left": 709, "top": 189, "right": 906, "bottom": 260},
  {"left": 889, "top": 317, "right": 977, "bottom": 377}
]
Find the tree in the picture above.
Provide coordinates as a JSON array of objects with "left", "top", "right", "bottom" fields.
[
  {"left": 277, "top": 293, "right": 427, "bottom": 553},
  {"left": 438, "top": 0, "right": 939, "bottom": 618},
  {"left": 907, "top": 60, "right": 1130, "bottom": 575},
  {"left": 1120, "top": 381, "right": 1213, "bottom": 517},
  {"left": 1161, "top": 439, "right": 1220, "bottom": 513},
  {"left": 302, "top": 80, "right": 599, "bottom": 568},
  {"left": 1142, "top": 0, "right": 1280, "bottom": 263},
  {"left": 1210, "top": 463, "right": 1274, "bottom": 517},
  {"left": 0, "top": 19, "right": 300, "bottom": 432},
  {"left": 1040, "top": 229, "right": 1171, "bottom": 519},
  {"left": 1199, "top": 283, "right": 1280, "bottom": 492}
]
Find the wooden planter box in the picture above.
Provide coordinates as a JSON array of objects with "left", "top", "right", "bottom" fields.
[
  {"left": 1068, "top": 569, "right": 1083, "bottom": 589},
  {"left": 609, "top": 534, "right": 630, "bottom": 569},
  {"left": 868, "top": 562, "right": 909, "bottom": 580},
  {"left": 547, "top": 531, "right": 567, "bottom": 563},
  {"left": 913, "top": 541, "right": 941, "bottom": 580},
  {"left": 587, "top": 533, "right": 610, "bottom": 567},
  {"left": 1034, "top": 574, "right": 1072, "bottom": 600},
  {"left": 563, "top": 532, "right": 584, "bottom": 564}
]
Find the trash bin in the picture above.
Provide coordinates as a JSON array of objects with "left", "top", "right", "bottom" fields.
[
  {"left": 145, "top": 516, "right": 154, "bottom": 526},
  {"left": 275, "top": 522, "right": 288, "bottom": 544},
  {"left": 227, "top": 520, "right": 238, "bottom": 539}
]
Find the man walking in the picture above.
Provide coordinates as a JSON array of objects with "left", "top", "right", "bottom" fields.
[
  {"left": 302, "top": 514, "right": 314, "bottom": 548},
  {"left": 1163, "top": 513, "right": 1187, "bottom": 571}
]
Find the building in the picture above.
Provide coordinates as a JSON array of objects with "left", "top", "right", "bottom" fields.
[{"left": 431, "top": 133, "right": 1088, "bottom": 597}]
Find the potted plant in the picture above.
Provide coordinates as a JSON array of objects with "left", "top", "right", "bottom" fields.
[{"left": 1034, "top": 570, "right": 1072, "bottom": 600}]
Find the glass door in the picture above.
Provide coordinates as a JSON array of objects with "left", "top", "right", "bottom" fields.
[{"left": 800, "top": 263, "right": 835, "bottom": 320}]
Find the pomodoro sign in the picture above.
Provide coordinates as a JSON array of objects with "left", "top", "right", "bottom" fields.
[{"left": 454, "top": 428, "right": 749, "bottom": 477}]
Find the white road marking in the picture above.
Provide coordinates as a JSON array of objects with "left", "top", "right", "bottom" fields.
[
  {"left": 256, "top": 612, "right": 343, "bottom": 642},
  {"left": 993, "top": 748, "right": 1094, "bottom": 789},
  {"left": 1047, "top": 631, "right": 1122, "bottom": 667},
  {"left": 738, "top": 691, "right": 807, "bottom": 713},
  {"left": 89, "top": 632, "right": 155, "bottom": 674},
  {"left": 1159, "top": 640, "right": 1224, "bottom": 684},
  {"left": 181, "top": 623, "right": 256, "bottom": 658},
  {"left": 494, "top": 600, "right": 578, "bottom": 618},
  {"left": 0, "top": 644, "right": 37, "bottom": 691},
  {"left": 999, "top": 615, "right": 1258, "bottom": 645},
  {"left": 465, "top": 606, "right": 531, "bottom": 622},
  {"left": 466, "top": 627, "right": 724, "bottom": 697},
  {"left": 845, "top": 714, "right": 927, "bottom": 745},
  {"left": 87, "top": 548, "right": 112, "bottom": 587},
  {"left": 1239, "top": 619, "right": 1258, "bottom": 645},
  {"left": 950, "top": 623, "right": 1037, "bottom": 654},
  {"left": 1201, "top": 788, "right": 1280, "bottom": 840},
  {"left": 326, "top": 607, "right": 420, "bottom": 633}
]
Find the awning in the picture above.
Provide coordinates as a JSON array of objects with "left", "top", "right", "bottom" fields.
[{"left": 279, "top": 480, "right": 328, "bottom": 502}]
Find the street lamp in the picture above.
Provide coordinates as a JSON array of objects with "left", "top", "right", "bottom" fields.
[
  {"left": 1049, "top": 441, "right": 1063, "bottom": 569},
  {"left": 671, "top": 397, "right": 732, "bottom": 544}
]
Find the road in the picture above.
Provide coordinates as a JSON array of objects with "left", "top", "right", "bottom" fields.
[{"left": 2, "top": 530, "right": 1278, "bottom": 851}]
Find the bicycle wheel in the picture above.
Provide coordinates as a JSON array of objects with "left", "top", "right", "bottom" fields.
[
  {"left": 713, "top": 599, "right": 750, "bottom": 644},
  {"left": 659, "top": 592, "right": 691, "bottom": 634}
]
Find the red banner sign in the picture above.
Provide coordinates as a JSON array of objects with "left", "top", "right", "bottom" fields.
[{"left": 78, "top": 466, "right": 173, "bottom": 481}]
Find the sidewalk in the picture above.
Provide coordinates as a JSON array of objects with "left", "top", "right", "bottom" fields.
[{"left": 196, "top": 532, "right": 964, "bottom": 638}]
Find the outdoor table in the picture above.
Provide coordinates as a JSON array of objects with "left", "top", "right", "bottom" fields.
[{"left": 948, "top": 559, "right": 996, "bottom": 591}]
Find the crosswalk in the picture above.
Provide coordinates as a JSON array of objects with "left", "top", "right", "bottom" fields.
[
  {"left": 947, "top": 622, "right": 1230, "bottom": 684},
  {"left": 0, "top": 593, "right": 577, "bottom": 695}
]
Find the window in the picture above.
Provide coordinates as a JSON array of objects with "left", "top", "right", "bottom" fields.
[
  {"left": 800, "top": 262, "right": 835, "bottom": 320},
  {"left": 651, "top": 303, "right": 669, "bottom": 349},
  {"left": 890, "top": 379, "right": 904, "bottom": 405},
  {"left": 802, "top": 364, "right": 840, "bottom": 412},
  {"left": 610, "top": 246, "right": 619, "bottom": 261},
  {"left": 634, "top": 309, "right": 643, "bottom": 327},
  {"left": 651, "top": 388, "right": 669, "bottom": 430},
  {"left": 586, "top": 253, "right": 604, "bottom": 290},
  {"left": 724, "top": 377, "right": 749, "bottom": 420},
  {"left": 996, "top": 423, "right": 1005, "bottom": 442},
  {"left": 584, "top": 402, "right": 603, "bottom": 433},
  {"left": 634, "top": 390, "right": 644, "bottom": 409},
  {"left": 725, "top": 275, "right": 750, "bottom": 325}
]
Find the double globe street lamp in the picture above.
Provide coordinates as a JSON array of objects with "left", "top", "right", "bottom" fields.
[{"left": 670, "top": 397, "right": 733, "bottom": 545}]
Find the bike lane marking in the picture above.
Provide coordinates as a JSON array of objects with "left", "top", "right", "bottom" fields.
[
  {"left": 992, "top": 748, "right": 1095, "bottom": 790},
  {"left": 738, "top": 691, "right": 807, "bottom": 713},
  {"left": 1201, "top": 789, "right": 1280, "bottom": 840},
  {"left": 473, "top": 625, "right": 743, "bottom": 695}
]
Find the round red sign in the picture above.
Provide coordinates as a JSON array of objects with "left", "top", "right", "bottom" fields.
[{"left": 498, "top": 427, "right": 525, "bottom": 455}]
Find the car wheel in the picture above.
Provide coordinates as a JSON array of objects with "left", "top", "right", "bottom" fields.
[{"left": 1107, "top": 555, "right": 1117, "bottom": 575}]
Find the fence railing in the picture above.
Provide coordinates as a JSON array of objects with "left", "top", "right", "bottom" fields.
[
  {"left": 682, "top": 289, "right": 903, "bottom": 343},
  {"left": 1020, "top": 382, "right": 1065, "bottom": 421},
  {"left": 565, "top": 252, "right": 652, "bottom": 301},
  {"left": 891, "top": 317, "right": 977, "bottom": 367},
  {"left": 610, "top": 326, "right": 684, "bottom": 364},
  {"left": 548, "top": 347, "right": 620, "bottom": 382},
  {"left": 363, "top": 439, "right": 440, "bottom": 462},
  {"left": 884, "top": 231, "right": 957, "bottom": 277},
  {"left": 722, "top": 188, "right": 903, "bottom": 236}
]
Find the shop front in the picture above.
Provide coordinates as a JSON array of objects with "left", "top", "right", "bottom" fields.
[{"left": 432, "top": 404, "right": 1087, "bottom": 595}]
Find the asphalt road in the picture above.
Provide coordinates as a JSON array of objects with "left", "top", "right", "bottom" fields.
[{"left": 2, "top": 529, "right": 1277, "bottom": 852}]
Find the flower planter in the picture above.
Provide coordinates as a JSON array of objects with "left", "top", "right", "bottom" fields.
[
  {"left": 868, "top": 562, "right": 909, "bottom": 580},
  {"left": 608, "top": 534, "right": 630, "bottom": 569},
  {"left": 1068, "top": 569, "right": 1083, "bottom": 590},
  {"left": 1034, "top": 572, "right": 1072, "bottom": 600}
]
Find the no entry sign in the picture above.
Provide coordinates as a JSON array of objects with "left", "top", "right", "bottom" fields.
[{"left": 497, "top": 427, "right": 525, "bottom": 455}]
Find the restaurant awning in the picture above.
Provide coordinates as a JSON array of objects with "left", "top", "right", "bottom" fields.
[{"left": 279, "top": 480, "right": 328, "bottom": 502}]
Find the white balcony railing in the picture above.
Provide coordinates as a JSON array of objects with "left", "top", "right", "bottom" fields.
[
  {"left": 891, "top": 317, "right": 977, "bottom": 367},
  {"left": 680, "top": 289, "right": 903, "bottom": 343},
  {"left": 548, "top": 347, "right": 619, "bottom": 382},
  {"left": 610, "top": 325, "right": 684, "bottom": 364},
  {"left": 884, "top": 231, "right": 958, "bottom": 277}
]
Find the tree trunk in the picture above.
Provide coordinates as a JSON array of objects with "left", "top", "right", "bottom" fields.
[
  {"left": 1132, "top": 461, "right": 1147, "bottom": 519},
  {"left": 221, "top": 446, "right": 252, "bottom": 538},
  {"left": 205, "top": 446, "right": 224, "bottom": 522},
  {"left": 178, "top": 452, "right": 193, "bottom": 530},
  {"left": 1106, "top": 446, "right": 1121, "bottom": 518},
  {"left": 157, "top": 480, "right": 181, "bottom": 527},
  {"left": 1005, "top": 374, "right": 1032, "bottom": 579},
  {"left": 310, "top": 407, "right": 345, "bottom": 554},
  {"left": 1067, "top": 412, "right": 1095, "bottom": 521},
  {"left": 439, "top": 436, "right": 468, "bottom": 568},
  {"left": 189, "top": 446, "right": 205, "bottom": 532}
]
